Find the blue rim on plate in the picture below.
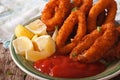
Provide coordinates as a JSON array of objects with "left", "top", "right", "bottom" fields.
[{"left": 9, "top": 16, "right": 120, "bottom": 80}]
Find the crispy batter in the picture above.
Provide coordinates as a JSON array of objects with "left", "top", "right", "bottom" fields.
[
  {"left": 41, "top": 0, "right": 71, "bottom": 31},
  {"left": 103, "top": 27, "right": 120, "bottom": 61},
  {"left": 78, "top": 0, "right": 93, "bottom": 14},
  {"left": 103, "top": 41, "right": 120, "bottom": 61},
  {"left": 105, "top": 0, "right": 117, "bottom": 23},
  {"left": 70, "top": 22, "right": 119, "bottom": 63},
  {"left": 41, "top": 0, "right": 119, "bottom": 63},
  {"left": 56, "top": 0, "right": 92, "bottom": 54},
  {"left": 72, "top": 0, "right": 82, "bottom": 8},
  {"left": 56, "top": 11, "right": 78, "bottom": 48},
  {"left": 70, "top": 23, "right": 107, "bottom": 60},
  {"left": 56, "top": 11, "right": 86, "bottom": 54},
  {"left": 87, "top": 0, "right": 116, "bottom": 33}
]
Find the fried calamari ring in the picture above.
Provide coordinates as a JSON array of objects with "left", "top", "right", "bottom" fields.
[
  {"left": 56, "top": 11, "right": 86, "bottom": 54},
  {"left": 70, "top": 24, "right": 106, "bottom": 59},
  {"left": 103, "top": 27, "right": 120, "bottom": 61},
  {"left": 72, "top": 0, "right": 82, "bottom": 8},
  {"left": 72, "top": 0, "right": 93, "bottom": 14},
  {"left": 104, "top": 0, "right": 117, "bottom": 23},
  {"left": 103, "top": 41, "right": 120, "bottom": 61},
  {"left": 70, "top": 22, "right": 119, "bottom": 63},
  {"left": 41, "top": 0, "right": 71, "bottom": 31},
  {"left": 56, "top": 0, "right": 92, "bottom": 54},
  {"left": 78, "top": 0, "right": 93, "bottom": 14},
  {"left": 87, "top": 0, "right": 117, "bottom": 33}
]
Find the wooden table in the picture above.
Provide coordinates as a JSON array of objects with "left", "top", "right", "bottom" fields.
[{"left": 0, "top": 42, "right": 120, "bottom": 80}]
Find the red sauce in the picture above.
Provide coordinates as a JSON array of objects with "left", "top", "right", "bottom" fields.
[{"left": 34, "top": 55, "right": 106, "bottom": 78}]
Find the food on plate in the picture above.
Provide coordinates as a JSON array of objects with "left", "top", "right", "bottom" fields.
[
  {"left": 34, "top": 55, "right": 106, "bottom": 78},
  {"left": 104, "top": 0, "right": 117, "bottom": 23},
  {"left": 77, "top": 0, "right": 93, "bottom": 14},
  {"left": 52, "top": 26, "right": 58, "bottom": 42},
  {"left": 12, "top": 36, "right": 34, "bottom": 55},
  {"left": 56, "top": 11, "right": 86, "bottom": 54},
  {"left": 70, "top": 22, "right": 119, "bottom": 63},
  {"left": 25, "top": 19, "right": 47, "bottom": 35},
  {"left": 103, "top": 26, "right": 120, "bottom": 61},
  {"left": 13, "top": 20, "right": 56, "bottom": 62},
  {"left": 41, "top": 0, "right": 72, "bottom": 31},
  {"left": 12, "top": 0, "right": 120, "bottom": 78},
  {"left": 15, "top": 25, "right": 34, "bottom": 39},
  {"left": 33, "top": 35, "right": 56, "bottom": 55},
  {"left": 87, "top": 0, "right": 117, "bottom": 33},
  {"left": 26, "top": 50, "right": 55, "bottom": 62},
  {"left": 72, "top": 0, "right": 82, "bottom": 7},
  {"left": 56, "top": 0, "right": 92, "bottom": 54},
  {"left": 103, "top": 41, "right": 120, "bottom": 61}
]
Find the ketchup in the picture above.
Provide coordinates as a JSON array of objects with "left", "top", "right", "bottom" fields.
[{"left": 34, "top": 55, "right": 106, "bottom": 78}]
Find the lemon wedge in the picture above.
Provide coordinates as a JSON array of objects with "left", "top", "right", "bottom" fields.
[
  {"left": 12, "top": 36, "right": 34, "bottom": 55},
  {"left": 26, "top": 50, "right": 49, "bottom": 62},
  {"left": 52, "top": 26, "right": 58, "bottom": 42},
  {"left": 34, "top": 35, "right": 56, "bottom": 57},
  {"left": 15, "top": 25, "right": 34, "bottom": 39},
  {"left": 31, "top": 35, "right": 38, "bottom": 41},
  {"left": 25, "top": 19, "right": 47, "bottom": 35},
  {"left": 31, "top": 35, "right": 39, "bottom": 51}
]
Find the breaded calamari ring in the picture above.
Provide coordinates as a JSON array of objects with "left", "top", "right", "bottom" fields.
[
  {"left": 103, "top": 27, "right": 120, "bottom": 61},
  {"left": 41, "top": 0, "right": 71, "bottom": 31},
  {"left": 56, "top": 11, "right": 86, "bottom": 54},
  {"left": 104, "top": 0, "right": 117, "bottom": 23},
  {"left": 56, "top": 11, "right": 78, "bottom": 48},
  {"left": 78, "top": 0, "right": 93, "bottom": 14},
  {"left": 70, "top": 22, "right": 118, "bottom": 63},
  {"left": 103, "top": 41, "right": 120, "bottom": 61},
  {"left": 87, "top": 0, "right": 116, "bottom": 33},
  {"left": 70, "top": 24, "right": 106, "bottom": 59},
  {"left": 72, "top": 0, "right": 82, "bottom": 8},
  {"left": 56, "top": 0, "right": 92, "bottom": 54}
]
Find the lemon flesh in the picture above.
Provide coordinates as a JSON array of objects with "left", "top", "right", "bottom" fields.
[
  {"left": 26, "top": 50, "right": 49, "bottom": 62},
  {"left": 12, "top": 36, "right": 34, "bottom": 55},
  {"left": 15, "top": 25, "right": 34, "bottom": 39},
  {"left": 34, "top": 35, "right": 56, "bottom": 58},
  {"left": 52, "top": 27, "right": 58, "bottom": 42},
  {"left": 26, "top": 19, "right": 47, "bottom": 35}
]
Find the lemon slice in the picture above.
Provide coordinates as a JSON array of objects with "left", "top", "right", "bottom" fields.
[
  {"left": 15, "top": 25, "right": 34, "bottom": 39},
  {"left": 26, "top": 50, "right": 49, "bottom": 62},
  {"left": 12, "top": 36, "right": 34, "bottom": 55},
  {"left": 52, "top": 26, "right": 58, "bottom": 41},
  {"left": 31, "top": 35, "right": 39, "bottom": 51},
  {"left": 34, "top": 35, "right": 56, "bottom": 57},
  {"left": 31, "top": 35, "right": 38, "bottom": 41},
  {"left": 25, "top": 19, "right": 47, "bottom": 35}
]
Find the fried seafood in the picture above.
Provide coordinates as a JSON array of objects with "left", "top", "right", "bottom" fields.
[
  {"left": 56, "top": 0, "right": 93, "bottom": 54},
  {"left": 76, "top": 0, "right": 93, "bottom": 14},
  {"left": 72, "top": 0, "right": 93, "bottom": 14},
  {"left": 70, "top": 23, "right": 119, "bottom": 63},
  {"left": 103, "top": 27, "right": 120, "bottom": 61},
  {"left": 56, "top": 11, "right": 86, "bottom": 54},
  {"left": 104, "top": 0, "right": 117, "bottom": 23},
  {"left": 72, "top": 0, "right": 82, "bottom": 8},
  {"left": 41, "top": 0, "right": 71, "bottom": 31},
  {"left": 87, "top": 0, "right": 117, "bottom": 33},
  {"left": 103, "top": 41, "right": 120, "bottom": 61},
  {"left": 41, "top": 0, "right": 119, "bottom": 63}
]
